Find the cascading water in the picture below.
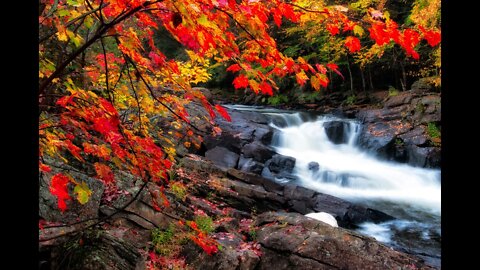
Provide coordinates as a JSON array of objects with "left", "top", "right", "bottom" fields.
[
  {"left": 227, "top": 105, "right": 441, "bottom": 267},
  {"left": 270, "top": 112, "right": 441, "bottom": 267}
]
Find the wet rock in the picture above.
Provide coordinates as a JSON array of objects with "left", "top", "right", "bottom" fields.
[
  {"left": 307, "top": 162, "right": 320, "bottom": 172},
  {"left": 205, "top": 146, "right": 239, "bottom": 169},
  {"left": 265, "top": 154, "right": 296, "bottom": 174},
  {"left": 407, "top": 145, "right": 441, "bottom": 168},
  {"left": 323, "top": 121, "right": 348, "bottom": 144},
  {"left": 242, "top": 141, "right": 276, "bottom": 163},
  {"left": 238, "top": 156, "right": 264, "bottom": 175}
]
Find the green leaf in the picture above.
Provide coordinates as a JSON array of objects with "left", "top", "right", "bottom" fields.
[
  {"left": 58, "top": 10, "right": 70, "bottom": 17},
  {"left": 74, "top": 181, "right": 92, "bottom": 205}
]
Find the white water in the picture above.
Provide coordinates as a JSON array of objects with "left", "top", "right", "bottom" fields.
[
  {"left": 269, "top": 114, "right": 441, "bottom": 216},
  {"left": 227, "top": 105, "right": 441, "bottom": 264}
]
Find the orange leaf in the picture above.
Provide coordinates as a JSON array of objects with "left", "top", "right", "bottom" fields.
[
  {"left": 94, "top": 162, "right": 114, "bottom": 184},
  {"left": 296, "top": 72, "right": 309, "bottom": 86},
  {"left": 345, "top": 36, "right": 361, "bottom": 53}
]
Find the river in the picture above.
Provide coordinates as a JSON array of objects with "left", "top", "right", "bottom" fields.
[{"left": 226, "top": 105, "right": 441, "bottom": 268}]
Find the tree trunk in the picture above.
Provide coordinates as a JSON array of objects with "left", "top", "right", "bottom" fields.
[
  {"left": 399, "top": 61, "right": 407, "bottom": 91},
  {"left": 360, "top": 67, "right": 366, "bottom": 94},
  {"left": 368, "top": 66, "right": 374, "bottom": 91},
  {"left": 346, "top": 55, "right": 354, "bottom": 93}
]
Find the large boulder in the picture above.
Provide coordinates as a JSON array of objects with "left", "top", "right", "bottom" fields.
[
  {"left": 255, "top": 212, "right": 435, "bottom": 270},
  {"left": 49, "top": 230, "right": 145, "bottom": 270},
  {"left": 39, "top": 164, "right": 104, "bottom": 224},
  {"left": 242, "top": 141, "right": 276, "bottom": 163},
  {"left": 205, "top": 146, "right": 240, "bottom": 169},
  {"left": 323, "top": 121, "right": 348, "bottom": 144},
  {"left": 238, "top": 156, "right": 264, "bottom": 175},
  {"left": 261, "top": 154, "right": 297, "bottom": 182}
]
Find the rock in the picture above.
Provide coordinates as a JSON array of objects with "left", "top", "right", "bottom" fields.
[
  {"left": 384, "top": 91, "right": 414, "bottom": 108},
  {"left": 411, "top": 77, "right": 439, "bottom": 93},
  {"left": 205, "top": 146, "right": 239, "bottom": 169},
  {"left": 204, "top": 133, "right": 244, "bottom": 154},
  {"left": 242, "top": 141, "right": 276, "bottom": 163},
  {"left": 399, "top": 125, "right": 428, "bottom": 146},
  {"left": 407, "top": 145, "right": 441, "bottom": 168},
  {"left": 255, "top": 212, "right": 434, "bottom": 270},
  {"left": 323, "top": 121, "right": 348, "bottom": 144},
  {"left": 182, "top": 232, "right": 260, "bottom": 270},
  {"left": 238, "top": 156, "right": 264, "bottom": 175},
  {"left": 305, "top": 212, "right": 338, "bottom": 227},
  {"left": 50, "top": 231, "right": 144, "bottom": 270},
  {"left": 265, "top": 154, "right": 296, "bottom": 174},
  {"left": 39, "top": 166, "right": 104, "bottom": 224},
  {"left": 357, "top": 122, "right": 395, "bottom": 158},
  {"left": 253, "top": 127, "right": 274, "bottom": 145},
  {"left": 307, "top": 162, "right": 319, "bottom": 172}
]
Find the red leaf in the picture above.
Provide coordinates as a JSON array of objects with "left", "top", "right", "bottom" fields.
[
  {"left": 316, "top": 64, "right": 327, "bottom": 74},
  {"left": 259, "top": 81, "right": 273, "bottom": 96},
  {"left": 272, "top": 8, "right": 282, "bottom": 27},
  {"left": 327, "top": 63, "right": 344, "bottom": 79},
  {"left": 40, "top": 163, "right": 51, "bottom": 173},
  {"left": 345, "top": 36, "right": 361, "bottom": 53},
  {"left": 279, "top": 3, "right": 298, "bottom": 22},
  {"left": 94, "top": 162, "right": 115, "bottom": 184},
  {"left": 418, "top": 26, "right": 441, "bottom": 47},
  {"left": 226, "top": 64, "right": 242, "bottom": 72},
  {"left": 215, "top": 104, "right": 231, "bottom": 122},
  {"left": 233, "top": 74, "right": 249, "bottom": 89},
  {"left": 49, "top": 173, "right": 71, "bottom": 212},
  {"left": 326, "top": 24, "right": 340, "bottom": 36},
  {"left": 56, "top": 95, "right": 75, "bottom": 107},
  {"left": 369, "top": 23, "right": 390, "bottom": 45}
]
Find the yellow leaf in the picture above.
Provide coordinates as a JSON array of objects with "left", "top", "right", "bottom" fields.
[
  {"left": 74, "top": 181, "right": 92, "bottom": 205},
  {"left": 56, "top": 31, "right": 68, "bottom": 42},
  {"left": 353, "top": 25, "right": 364, "bottom": 37}
]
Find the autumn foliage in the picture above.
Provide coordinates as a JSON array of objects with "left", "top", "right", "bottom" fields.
[{"left": 39, "top": 0, "right": 440, "bottom": 256}]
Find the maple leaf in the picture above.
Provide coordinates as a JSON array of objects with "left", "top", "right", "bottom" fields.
[
  {"left": 345, "top": 36, "right": 361, "bottom": 53},
  {"left": 214, "top": 104, "right": 231, "bottom": 122},
  {"left": 295, "top": 71, "right": 309, "bottom": 86},
  {"left": 272, "top": 8, "right": 283, "bottom": 27},
  {"left": 327, "top": 63, "right": 344, "bottom": 79},
  {"left": 226, "top": 64, "right": 242, "bottom": 72},
  {"left": 418, "top": 26, "right": 441, "bottom": 47},
  {"left": 49, "top": 173, "right": 72, "bottom": 212},
  {"left": 326, "top": 24, "right": 340, "bottom": 36},
  {"left": 259, "top": 81, "right": 273, "bottom": 96},
  {"left": 40, "top": 163, "right": 51, "bottom": 173},
  {"left": 316, "top": 64, "right": 327, "bottom": 74},
  {"left": 233, "top": 74, "right": 249, "bottom": 89},
  {"left": 73, "top": 181, "right": 92, "bottom": 205},
  {"left": 94, "top": 162, "right": 115, "bottom": 184}
]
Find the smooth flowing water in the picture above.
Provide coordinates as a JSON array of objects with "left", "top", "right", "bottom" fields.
[{"left": 227, "top": 105, "right": 441, "bottom": 266}]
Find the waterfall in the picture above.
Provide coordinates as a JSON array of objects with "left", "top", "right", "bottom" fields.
[
  {"left": 225, "top": 105, "right": 441, "bottom": 266},
  {"left": 271, "top": 115, "right": 441, "bottom": 215}
]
